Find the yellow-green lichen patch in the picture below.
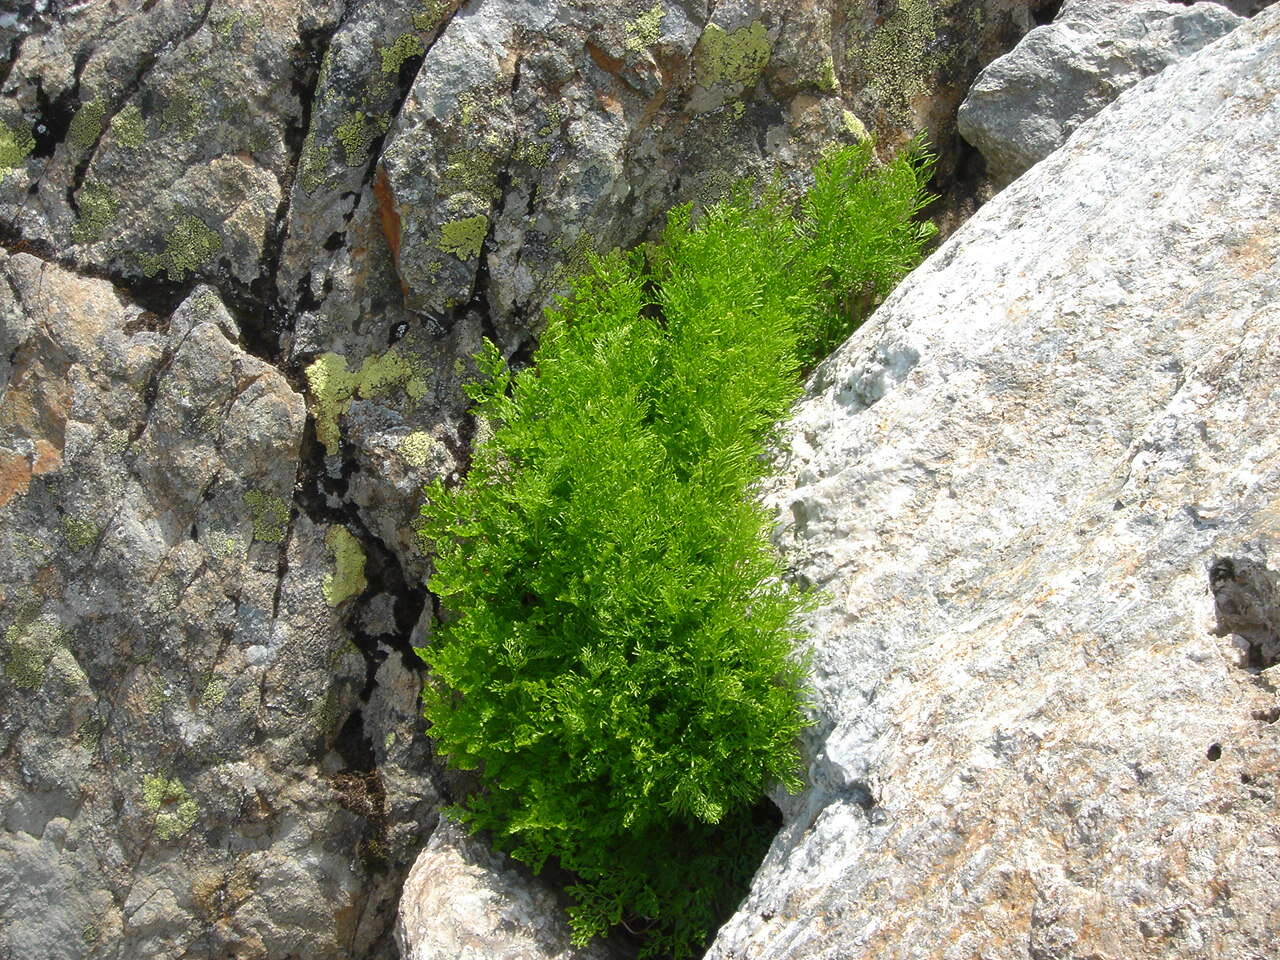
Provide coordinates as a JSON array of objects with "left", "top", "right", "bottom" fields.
[
  {"left": 413, "top": 0, "right": 452, "bottom": 31},
  {"left": 111, "top": 104, "right": 146, "bottom": 149},
  {"left": 71, "top": 182, "right": 117, "bottom": 244},
  {"left": 140, "top": 215, "right": 222, "bottom": 281},
  {"left": 841, "top": 109, "right": 870, "bottom": 142},
  {"left": 161, "top": 89, "right": 203, "bottom": 140},
  {"left": 3, "top": 616, "right": 67, "bottom": 689},
  {"left": 695, "top": 21, "right": 770, "bottom": 90},
  {"left": 305, "top": 348, "right": 429, "bottom": 455},
  {"left": 322, "top": 525, "right": 367, "bottom": 606},
  {"left": 199, "top": 677, "right": 228, "bottom": 709},
  {"left": 817, "top": 54, "right": 838, "bottom": 93},
  {"left": 142, "top": 774, "right": 199, "bottom": 841},
  {"left": 0, "top": 120, "right": 35, "bottom": 179},
  {"left": 625, "top": 4, "right": 665, "bottom": 53},
  {"left": 439, "top": 214, "right": 488, "bottom": 261},
  {"left": 381, "top": 33, "right": 426, "bottom": 74},
  {"left": 335, "top": 111, "right": 390, "bottom": 167},
  {"left": 866, "top": 0, "right": 935, "bottom": 125},
  {"left": 63, "top": 514, "right": 101, "bottom": 551},
  {"left": 243, "top": 490, "right": 290, "bottom": 543},
  {"left": 444, "top": 148, "right": 499, "bottom": 201},
  {"left": 69, "top": 99, "right": 106, "bottom": 152},
  {"left": 399, "top": 431, "right": 439, "bottom": 468},
  {"left": 300, "top": 135, "right": 332, "bottom": 193}
]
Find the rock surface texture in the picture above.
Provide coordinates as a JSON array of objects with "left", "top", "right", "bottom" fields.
[
  {"left": 957, "top": 0, "right": 1244, "bottom": 187},
  {"left": 0, "top": 1, "right": 1056, "bottom": 958},
  {"left": 708, "top": 7, "right": 1280, "bottom": 960}
]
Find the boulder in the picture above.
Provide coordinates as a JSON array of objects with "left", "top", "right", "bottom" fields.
[
  {"left": 709, "top": 7, "right": 1280, "bottom": 959},
  {"left": 958, "top": 0, "right": 1243, "bottom": 187}
]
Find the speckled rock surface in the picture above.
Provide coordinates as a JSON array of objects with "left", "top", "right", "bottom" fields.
[
  {"left": 957, "top": 0, "right": 1244, "bottom": 187},
  {"left": 395, "top": 819, "right": 616, "bottom": 960},
  {"left": 0, "top": 1, "right": 1059, "bottom": 957},
  {"left": 708, "top": 8, "right": 1280, "bottom": 960}
]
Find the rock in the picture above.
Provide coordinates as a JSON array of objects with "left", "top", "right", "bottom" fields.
[
  {"left": 396, "top": 818, "right": 618, "bottom": 960},
  {"left": 958, "top": 0, "right": 1244, "bottom": 187},
  {"left": 707, "top": 7, "right": 1280, "bottom": 959}
]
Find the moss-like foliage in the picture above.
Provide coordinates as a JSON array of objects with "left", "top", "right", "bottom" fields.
[
  {"left": 72, "top": 182, "right": 117, "bottom": 244},
  {"left": 417, "top": 141, "right": 936, "bottom": 958},
  {"left": 142, "top": 774, "right": 199, "bottom": 841},
  {"left": 695, "top": 21, "right": 770, "bottom": 90},
  {"left": 243, "top": 489, "right": 290, "bottom": 543},
  {"left": 322, "top": 526, "right": 367, "bottom": 606},
  {"left": 0, "top": 120, "right": 35, "bottom": 179},
  {"left": 439, "top": 214, "right": 488, "bottom": 261},
  {"left": 141, "top": 215, "right": 222, "bottom": 281}
]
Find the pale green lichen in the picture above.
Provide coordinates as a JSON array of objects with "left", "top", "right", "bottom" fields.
[
  {"left": 444, "top": 148, "right": 498, "bottom": 200},
  {"left": 625, "top": 4, "right": 665, "bottom": 53},
  {"left": 322, "top": 526, "right": 367, "bottom": 606},
  {"left": 817, "top": 54, "right": 838, "bottom": 93},
  {"left": 867, "top": 0, "right": 935, "bottom": 125},
  {"left": 305, "top": 348, "right": 428, "bottom": 455},
  {"left": 413, "top": 0, "right": 452, "bottom": 31},
  {"left": 161, "top": 89, "right": 203, "bottom": 140},
  {"left": 63, "top": 514, "right": 100, "bottom": 551},
  {"left": 841, "top": 109, "right": 870, "bottom": 142},
  {"left": 140, "top": 215, "right": 222, "bottom": 281},
  {"left": 0, "top": 120, "right": 35, "bottom": 179},
  {"left": 77, "top": 716, "right": 104, "bottom": 750},
  {"left": 72, "top": 182, "right": 117, "bottom": 244},
  {"left": 399, "top": 431, "right": 438, "bottom": 468},
  {"left": 142, "top": 774, "right": 199, "bottom": 841},
  {"left": 111, "top": 104, "right": 146, "bottom": 149},
  {"left": 69, "top": 100, "right": 106, "bottom": 152},
  {"left": 335, "top": 111, "right": 390, "bottom": 167},
  {"left": 145, "top": 676, "right": 173, "bottom": 711},
  {"left": 200, "top": 677, "right": 228, "bottom": 709},
  {"left": 695, "top": 21, "right": 770, "bottom": 90},
  {"left": 300, "top": 135, "right": 332, "bottom": 193},
  {"left": 243, "top": 490, "right": 289, "bottom": 543},
  {"left": 381, "top": 33, "right": 425, "bottom": 74},
  {"left": 439, "top": 214, "right": 488, "bottom": 261},
  {"left": 3, "top": 616, "right": 67, "bottom": 689}
]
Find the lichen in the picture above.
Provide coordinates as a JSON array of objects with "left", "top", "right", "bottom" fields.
[
  {"left": 413, "top": 0, "right": 452, "bottom": 31},
  {"left": 0, "top": 120, "right": 35, "bottom": 179},
  {"left": 63, "top": 514, "right": 100, "bottom": 551},
  {"left": 69, "top": 99, "right": 106, "bottom": 152},
  {"left": 335, "top": 111, "right": 390, "bottom": 167},
  {"left": 625, "top": 4, "right": 665, "bottom": 53},
  {"left": 817, "top": 54, "right": 838, "bottom": 93},
  {"left": 142, "top": 774, "right": 199, "bottom": 841},
  {"left": 243, "top": 490, "right": 289, "bottom": 543},
  {"left": 200, "top": 677, "right": 228, "bottom": 709},
  {"left": 111, "top": 104, "right": 146, "bottom": 149},
  {"left": 71, "top": 182, "right": 117, "bottom": 244},
  {"left": 695, "top": 21, "right": 770, "bottom": 90},
  {"left": 444, "top": 148, "right": 498, "bottom": 200},
  {"left": 866, "top": 0, "right": 935, "bottom": 125},
  {"left": 140, "top": 215, "right": 222, "bottom": 281},
  {"left": 322, "top": 526, "right": 367, "bottom": 607},
  {"left": 161, "top": 89, "right": 203, "bottom": 140},
  {"left": 305, "top": 348, "right": 429, "bottom": 455},
  {"left": 440, "top": 214, "right": 488, "bottom": 261},
  {"left": 381, "top": 33, "right": 425, "bottom": 74},
  {"left": 300, "top": 134, "right": 332, "bottom": 193},
  {"left": 841, "top": 109, "right": 870, "bottom": 142},
  {"left": 399, "top": 431, "right": 439, "bottom": 468},
  {"left": 3, "top": 616, "right": 67, "bottom": 689}
]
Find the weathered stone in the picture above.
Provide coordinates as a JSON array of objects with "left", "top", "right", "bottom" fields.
[
  {"left": 396, "top": 818, "right": 619, "bottom": 960},
  {"left": 709, "top": 8, "right": 1280, "bottom": 959},
  {"left": 958, "top": 0, "right": 1244, "bottom": 187}
]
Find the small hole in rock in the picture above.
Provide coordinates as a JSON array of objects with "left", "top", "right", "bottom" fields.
[{"left": 1206, "top": 743, "right": 1222, "bottom": 761}]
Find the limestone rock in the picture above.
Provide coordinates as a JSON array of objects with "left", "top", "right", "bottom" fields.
[
  {"left": 958, "top": 0, "right": 1243, "bottom": 187},
  {"left": 396, "top": 818, "right": 618, "bottom": 960},
  {"left": 707, "top": 8, "right": 1280, "bottom": 959}
]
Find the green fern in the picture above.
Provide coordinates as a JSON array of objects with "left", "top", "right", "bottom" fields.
[{"left": 417, "top": 140, "right": 934, "bottom": 958}]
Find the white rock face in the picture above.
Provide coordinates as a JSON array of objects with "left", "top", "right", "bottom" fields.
[
  {"left": 710, "top": 8, "right": 1280, "bottom": 960},
  {"left": 396, "top": 819, "right": 616, "bottom": 960},
  {"left": 958, "top": 0, "right": 1243, "bottom": 187}
]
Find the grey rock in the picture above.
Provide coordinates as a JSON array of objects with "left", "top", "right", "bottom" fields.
[
  {"left": 958, "top": 0, "right": 1244, "bottom": 187},
  {"left": 396, "top": 818, "right": 618, "bottom": 960},
  {"left": 709, "top": 7, "right": 1280, "bottom": 959}
]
